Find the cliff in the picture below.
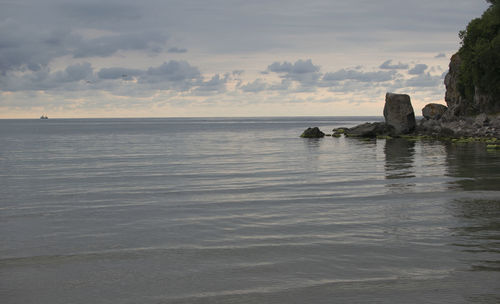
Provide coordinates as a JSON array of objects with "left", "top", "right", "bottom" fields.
[
  {"left": 443, "top": 0, "right": 500, "bottom": 119},
  {"left": 443, "top": 53, "right": 499, "bottom": 120}
]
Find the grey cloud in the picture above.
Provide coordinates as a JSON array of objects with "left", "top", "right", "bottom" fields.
[
  {"left": 57, "top": 2, "right": 142, "bottom": 29},
  {"left": 141, "top": 61, "right": 201, "bottom": 83},
  {"left": 0, "top": 0, "right": 167, "bottom": 75},
  {"left": 167, "top": 47, "right": 188, "bottom": 53},
  {"left": 139, "top": 0, "right": 487, "bottom": 54},
  {"left": 408, "top": 64, "right": 428, "bottom": 75},
  {"left": 405, "top": 73, "right": 441, "bottom": 87},
  {"left": 194, "top": 74, "right": 229, "bottom": 94},
  {"left": 1, "top": 60, "right": 209, "bottom": 93},
  {"left": 241, "top": 79, "right": 268, "bottom": 93},
  {"left": 240, "top": 78, "right": 291, "bottom": 93},
  {"left": 326, "top": 81, "right": 375, "bottom": 94},
  {"left": 322, "top": 69, "right": 396, "bottom": 83},
  {"left": 0, "top": 20, "right": 166, "bottom": 74},
  {"left": 97, "top": 67, "right": 143, "bottom": 80},
  {"left": 0, "top": 62, "right": 94, "bottom": 92},
  {"left": 54, "top": 62, "right": 93, "bottom": 83},
  {"left": 268, "top": 62, "right": 294, "bottom": 73},
  {"left": 435, "top": 53, "right": 446, "bottom": 58},
  {"left": 267, "top": 59, "right": 321, "bottom": 87},
  {"left": 73, "top": 31, "right": 167, "bottom": 58},
  {"left": 0, "top": 21, "right": 73, "bottom": 73},
  {"left": 269, "top": 79, "right": 292, "bottom": 91},
  {"left": 379, "top": 60, "right": 409, "bottom": 70},
  {"left": 268, "top": 59, "right": 319, "bottom": 74}
]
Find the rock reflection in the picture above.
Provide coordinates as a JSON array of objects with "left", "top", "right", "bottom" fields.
[
  {"left": 445, "top": 142, "right": 500, "bottom": 191},
  {"left": 384, "top": 139, "right": 416, "bottom": 191}
]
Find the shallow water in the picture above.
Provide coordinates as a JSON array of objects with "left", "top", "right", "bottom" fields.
[{"left": 1, "top": 117, "right": 499, "bottom": 303}]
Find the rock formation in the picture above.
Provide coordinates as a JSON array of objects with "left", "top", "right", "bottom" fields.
[
  {"left": 383, "top": 93, "right": 416, "bottom": 134},
  {"left": 300, "top": 127, "right": 325, "bottom": 138},
  {"left": 443, "top": 54, "right": 471, "bottom": 119},
  {"left": 422, "top": 103, "right": 447, "bottom": 120},
  {"left": 344, "top": 122, "right": 394, "bottom": 138},
  {"left": 443, "top": 53, "right": 500, "bottom": 120},
  {"left": 418, "top": 52, "right": 500, "bottom": 138}
]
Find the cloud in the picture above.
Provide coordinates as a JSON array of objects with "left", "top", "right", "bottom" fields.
[
  {"left": 435, "top": 53, "right": 446, "bottom": 58},
  {"left": 0, "top": 21, "right": 72, "bottom": 74},
  {"left": 167, "top": 47, "right": 188, "bottom": 53},
  {"left": 405, "top": 72, "right": 442, "bottom": 87},
  {"left": 0, "top": 20, "right": 167, "bottom": 74},
  {"left": 140, "top": 61, "right": 201, "bottom": 84},
  {"left": 57, "top": 2, "right": 143, "bottom": 28},
  {"left": 322, "top": 69, "right": 396, "bottom": 83},
  {"left": 408, "top": 64, "right": 428, "bottom": 75},
  {"left": 0, "top": 62, "right": 95, "bottom": 92},
  {"left": 1, "top": 60, "right": 206, "bottom": 93},
  {"left": 97, "top": 67, "right": 143, "bottom": 80},
  {"left": 379, "top": 60, "right": 409, "bottom": 70},
  {"left": 240, "top": 79, "right": 269, "bottom": 93},
  {"left": 267, "top": 59, "right": 321, "bottom": 87},
  {"left": 55, "top": 62, "right": 93, "bottom": 83},
  {"left": 193, "top": 73, "right": 229, "bottom": 94},
  {"left": 73, "top": 31, "right": 167, "bottom": 58},
  {"left": 268, "top": 59, "right": 319, "bottom": 74}
]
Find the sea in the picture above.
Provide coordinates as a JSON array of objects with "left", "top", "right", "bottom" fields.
[{"left": 1, "top": 117, "right": 499, "bottom": 304}]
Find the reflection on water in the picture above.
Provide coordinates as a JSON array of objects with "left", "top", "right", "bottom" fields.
[
  {"left": 384, "top": 139, "right": 416, "bottom": 192},
  {"left": 450, "top": 198, "right": 500, "bottom": 272},
  {"left": 443, "top": 143, "right": 500, "bottom": 303},
  {"left": 445, "top": 143, "right": 500, "bottom": 191}
]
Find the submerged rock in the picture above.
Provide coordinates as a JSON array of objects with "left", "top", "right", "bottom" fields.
[
  {"left": 300, "top": 127, "right": 325, "bottom": 138},
  {"left": 422, "top": 103, "right": 448, "bottom": 120},
  {"left": 383, "top": 93, "right": 416, "bottom": 134}
]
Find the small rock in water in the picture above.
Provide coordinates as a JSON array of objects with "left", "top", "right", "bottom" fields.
[{"left": 300, "top": 127, "right": 325, "bottom": 138}]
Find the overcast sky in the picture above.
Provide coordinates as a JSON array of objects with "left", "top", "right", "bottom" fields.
[{"left": 0, "top": 0, "right": 489, "bottom": 118}]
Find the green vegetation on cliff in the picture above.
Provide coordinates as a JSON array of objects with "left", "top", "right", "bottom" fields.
[{"left": 458, "top": 0, "right": 500, "bottom": 103}]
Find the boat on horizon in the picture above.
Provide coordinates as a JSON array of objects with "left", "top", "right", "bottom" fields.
[{"left": 40, "top": 115, "right": 48, "bottom": 119}]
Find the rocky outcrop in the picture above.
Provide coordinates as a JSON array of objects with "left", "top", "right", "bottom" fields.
[
  {"left": 344, "top": 122, "right": 394, "bottom": 138},
  {"left": 417, "top": 113, "right": 500, "bottom": 138},
  {"left": 422, "top": 103, "right": 447, "bottom": 120},
  {"left": 414, "top": 52, "right": 500, "bottom": 138},
  {"left": 300, "top": 127, "right": 325, "bottom": 138},
  {"left": 443, "top": 53, "right": 500, "bottom": 120},
  {"left": 443, "top": 54, "right": 471, "bottom": 119},
  {"left": 383, "top": 93, "right": 416, "bottom": 134}
]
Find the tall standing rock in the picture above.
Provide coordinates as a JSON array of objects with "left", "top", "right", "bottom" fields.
[{"left": 383, "top": 92, "right": 416, "bottom": 134}]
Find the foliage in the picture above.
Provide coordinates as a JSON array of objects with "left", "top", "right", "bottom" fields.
[{"left": 458, "top": 1, "right": 500, "bottom": 103}]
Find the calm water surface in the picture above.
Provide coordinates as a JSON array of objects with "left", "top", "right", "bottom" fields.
[{"left": 1, "top": 117, "right": 499, "bottom": 303}]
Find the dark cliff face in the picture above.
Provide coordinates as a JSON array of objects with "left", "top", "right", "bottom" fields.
[{"left": 443, "top": 53, "right": 499, "bottom": 118}]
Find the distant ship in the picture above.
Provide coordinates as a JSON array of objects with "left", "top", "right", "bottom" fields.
[{"left": 40, "top": 115, "right": 48, "bottom": 119}]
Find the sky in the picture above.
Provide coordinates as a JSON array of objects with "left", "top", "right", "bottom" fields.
[{"left": 0, "top": 0, "right": 490, "bottom": 118}]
